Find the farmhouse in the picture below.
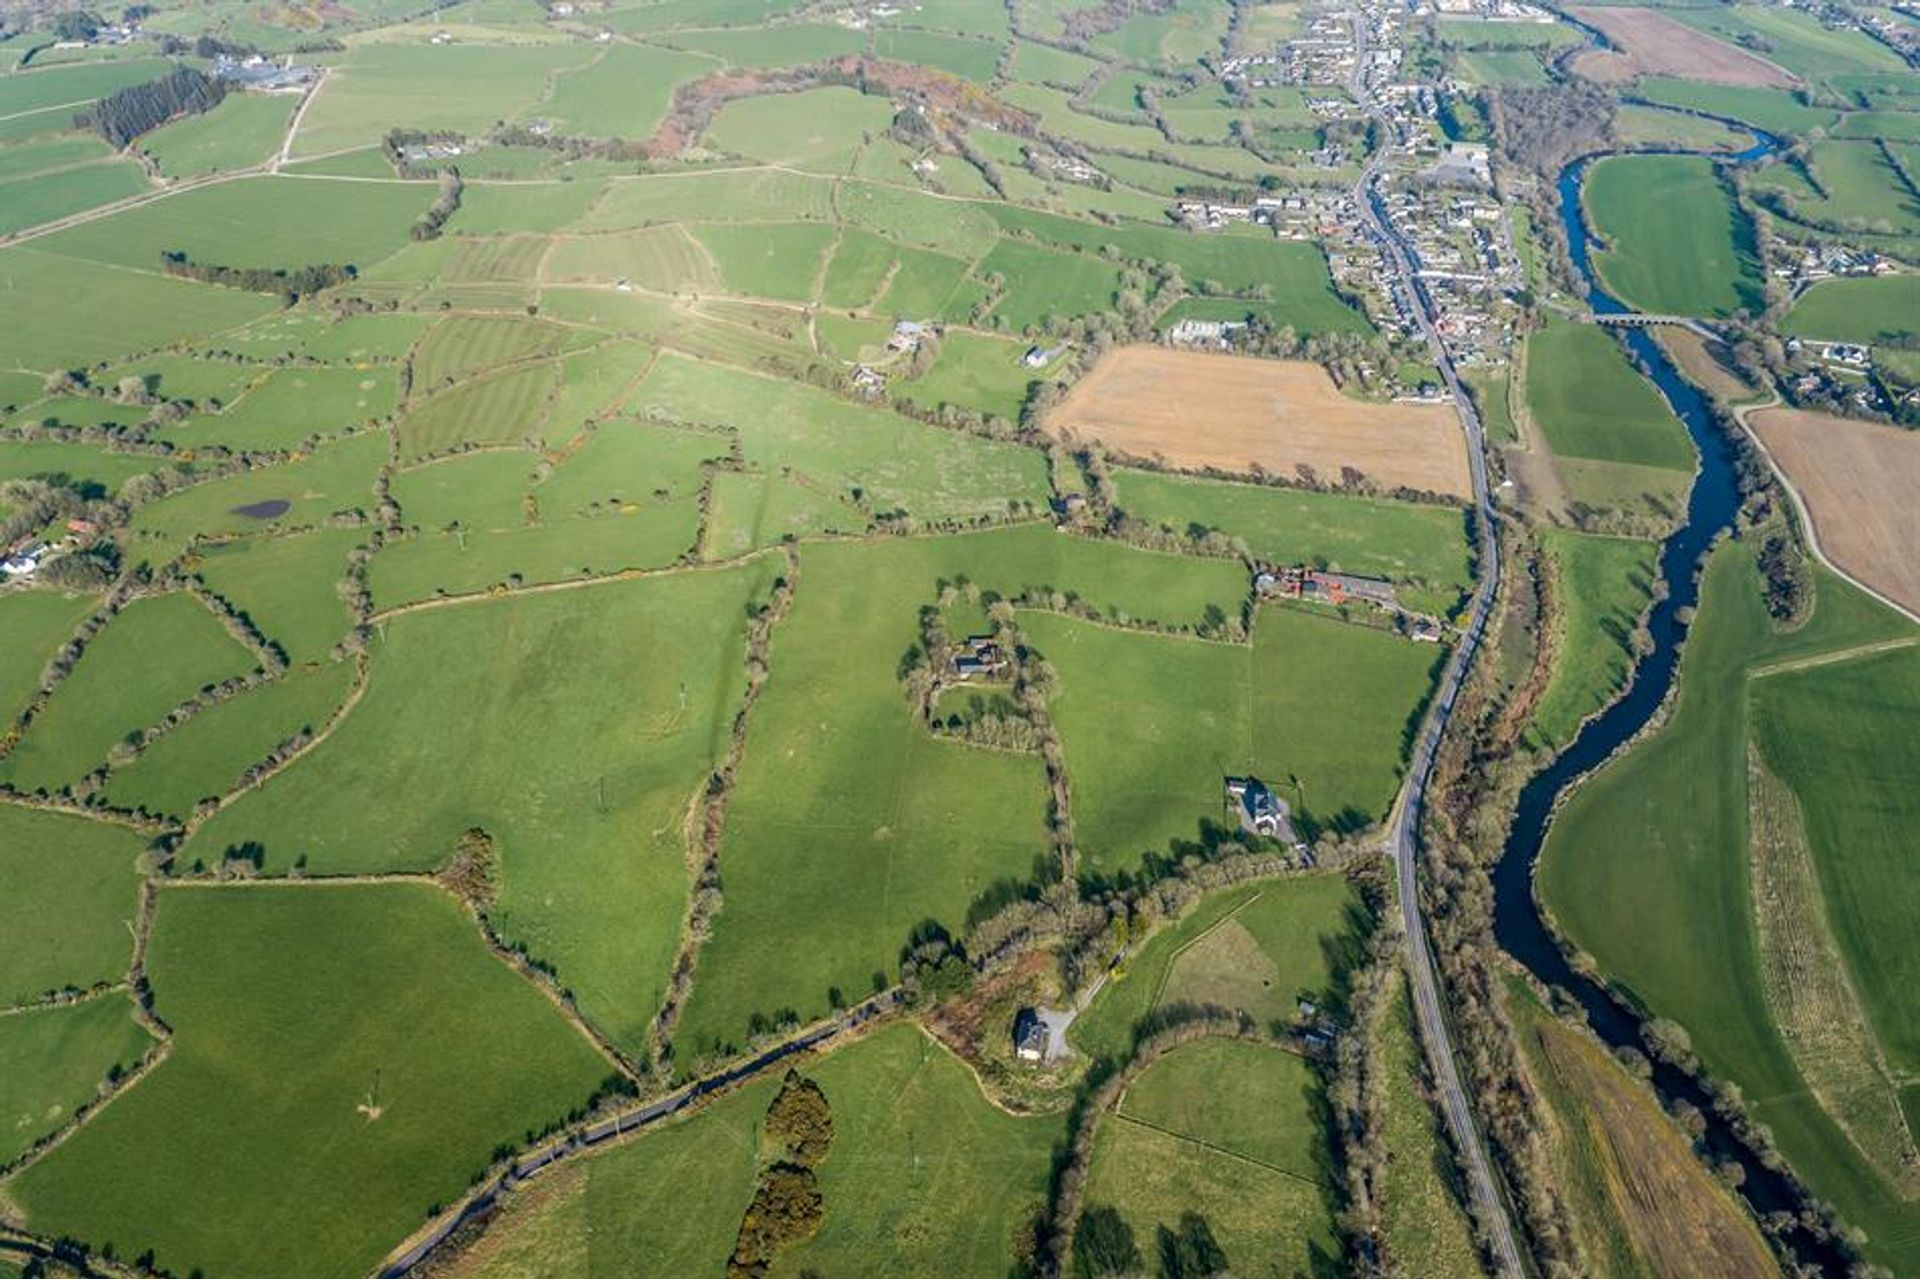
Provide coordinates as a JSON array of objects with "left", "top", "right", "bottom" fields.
[
  {"left": 1166, "top": 318, "right": 1247, "bottom": 349},
  {"left": 213, "top": 55, "right": 318, "bottom": 93},
  {"left": 950, "top": 634, "right": 1008, "bottom": 680},
  {"left": 1259, "top": 565, "right": 1401, "bottom": 611},
  {"left": 1225, "top": 776, "right": 1299, "bottom": 843},
  {"left": 1012, "top": 1007, "right": 1046, "bottom": 1062}
]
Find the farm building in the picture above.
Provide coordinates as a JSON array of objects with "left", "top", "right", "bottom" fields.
[
  {"left": 950, "top": 635, "right": 1008, "bottom": 680},
  {"left": 1258, "top": 565, "right": 1401, "bottom": 610}
]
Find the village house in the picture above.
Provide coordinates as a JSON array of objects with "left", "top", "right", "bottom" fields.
[
  {"left": 887, "top": 320, "right": 930, "bottom": 353},
  {"left": 950, "top": 634, "right": 1008, "bottom": 680},
  {"left": 1012, "top": 1007, "right": 1046, "bottom": 1062},
  {"left": 1259, "top": 565, "right": 1402, "bottom": 611}
]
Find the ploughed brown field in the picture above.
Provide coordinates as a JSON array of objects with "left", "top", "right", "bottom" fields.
[
  {"left": 1048, "top": 347, "right": 1472, "bottom": 498},
  {"left": 1568, "top": 7, "right": 1798, "bottom": 87},
  {"left": 1749, "top": 407, "right": 1920, "bottom": 615}
]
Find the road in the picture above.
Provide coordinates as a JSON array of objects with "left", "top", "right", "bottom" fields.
[
  {"left": 375, "top": 993, "right": 899, "bottom": 1277},
  {"left": 1347, "top": 12, "right": 1526, "bottom": 1277}
]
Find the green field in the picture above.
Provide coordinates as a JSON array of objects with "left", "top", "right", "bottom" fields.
[
  {"left": 193, "top": 528, "right": 363, "bottom": 664},
  {"left": 1528, "top": 529, "right": 1658, "bottom": 750},
  {"left": 0, "top": 995, "right": 154, "bottom": 1163},
  {"left": 1754, "top": 139, "right": 1920, "bottom": 239},
  {"left": 1540, "top": 542, "right": 1920, "bottom": 1274},
  {"left": 0, "top": 593, "right": 255, "bottom": 795},
  {"left": 1781, "top": 274, "right": 1920, "bottom": 345},
  {"left": 1084, "top": 1037, "right": 1338, "bottom": 1273},
  {"left": 1635, "top": 78, "right": 1838, "bottom": 138},
  {"left": 0, "top": 590, "right": 96, "bottom": 723},
  {"left": 1672, "top": 5, "right": 1907, "bottom": 82},
  {"left": 704, "top": 86, "right": 893, "bottom": 172},
  {"left": 1111, "top": 471, "right": 1473, "bottom": 610},
  {"left": 892, "top": 330, "right": 1039, "bottom": 421},
  {"left": 1378, "top": 983, "right": 1482, "bottom": 1276},
  {"left": 0, "top": 806, "right": 146, "bottom": 1005},
  {"left": 1524, "top": 321, "right": 1695, "bottom": 472},
  {"left": 10, "top": 883, "right": 613, "bottom": 1279},
  {"left": 1584, "top": 154, "right": 1763, "bottom": 318},
  {"left": 140, "top": 92, "right": 296, "bottom": 178}
]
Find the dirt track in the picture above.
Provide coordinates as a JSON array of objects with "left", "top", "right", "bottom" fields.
[
  {"left": 1048, "top": 347, "right": 1472, "bottom": 498},
  {"left": 1749, "top": 407, "right": 1920, "bottom": 615},
  {"left": 1570, "top": 7, "right": 1798, "bottom": 87}
]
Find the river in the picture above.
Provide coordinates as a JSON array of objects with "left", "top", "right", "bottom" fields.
[{"left": 1487, "top": 132, "right": 1850, "bottom": 1270}]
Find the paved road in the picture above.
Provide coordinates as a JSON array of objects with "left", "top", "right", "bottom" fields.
[
  {"left": 376, "top": 993, "right": 900, "bottom": 1277},
  {"left": 1347, "top": 14, "right": 1526, "bottom": 1277}
]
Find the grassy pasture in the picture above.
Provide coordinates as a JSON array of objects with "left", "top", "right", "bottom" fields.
[
  {"left": 100, "top": 353, "right": 258, "bottom": 405},
  {"left": 582, "top": 168, "right": 836, "bottom": 229},
  {"left": 186, "top": 563, "right": 775, "bottom": 1053},
  {"left": 0, "top": 805, "right": 146, "bottom": 1004},
  {"left": 0, "top": 58, "right": 174, "bottom": 117},
  {"left": 544, "top": 341, "right": 650, "bottom": 442},
  {"left": 1111, "top": 471, "right": 1473, "bottom": 607},
  {"left": 1155, "top": 874, "right": 1365, "bottom": 1031},
  {"left": 1009, "top": 37, "right": 1101, "bottom": 87},
  {"left": 1527, "top": 529, "right": 1658, "bottom": 750},
  {"left": 1085, "top": 1039, "right": 1337, "bottom": 1274},
  {"left": 193, "top": 527, "right": 364, "bottom": 664},
  {"left": 978, "top": 238, "right": 1122, "bottom": 330},
  {"left": 673, "top": 528, "right": 1248, "bottom": 1057},
  {"left": 1756, "top": 139, "right": 1920, "bottom": 237},
  {"left": 413, "top": 314, "right": 570, "bottom": 392},
  {"left": 894, "top": 330, "right": 1038, "bottom": 421},
  {"left": 0, "top": 247, "right": 277, "bottom": 372},
  {"left": 703, "top": 86, "right": 893, "bottom": 172},
  {"left": 688, "top": 221, "right": 836, "bottom": 301},
  {"left": 1635, "top": 77, "right": 1837, "bottom": 137},
  {"left": 394, "top": 448, "right": 540, "bottom": 533},
  {"left": 171, "top": 366, "right": 400, "bottom": 451},
  {"left": 1540, "top": 542, "right": 1920, "bottom": 1274},
  {"left": 631, "top": 354, "right": 1049, "bottom": 520},
  {"left": 544, "top": 225, "right": 715, "bottom": 291},
  {"left": 1379, "top": 984, "right": 1482, "bottom": 1277},
  {"left": 291, "top": 43, "right": 598, "bottom": 158},
  {"left": 1585, "top": 154, "right": 1763, "bottom": 318},
  {"left": 0, "top": 995, "right": 154, "bottom": 1164},
  {"left": 442, "top": 234, "right": 549, "bottom": 285},
  {"left": 537, "top": 42, "right": 709, "bottom": 138},
  {"left": 125, "top": 431, "right": 387, "bottom": 560},
  {"left": 1090, "top": 0, "right": 1231, "bottom": 66},
  {"left": 33, "top": 176, "right": 427, "bottom": 274},
  {"left": 140, "top": 92, "right": 295, "bottom": 178},
  {"left": 878, "top": 244, "right": 977, "bottom": 319},
  {"left": 838, "top": 178, "right": 1002, "bottom": 256},
  {"left": 1781, "top": 274, "right": 1920, "bottom": 345},
  {"left": 656, "top": 22, "right": 868, "bottom": 67},
  {"left": 10, "top": 882, "right": 613, "bottom": 1279},
  {"left": 0, "top": 593, "right": 254, "bottom": 795},
  {"left": 704, "top": 470, "right": 864, "bottom": 557},
  {"left": 1674, "top": 5, "right": 1906, "bottom": 81},
  {"left": 872, "top": 28, "right": 1005, "bottom": 82},
  {"left": 1613, "top": 104, "right": 1752, "bottom": 152},
  {"left": 1753, "top": 646, "right": 1920, "bottom": 1073},
  {"left": 302, "top": 311, "right": 434, "bottom": 362},
  {"left": 0, "top": 160, "right": 149, "bottom": 237},
  {"left": 0, "top": 590, "right": 95, "bottom": 722},
  {"left": 368, "top": 500, "right": 699, "bottom": 603},
  {"left": 1456, "top": 49, "right": 1547, "bottom": 87},
  {"left": 102, "top": 660, "right": 356, "bottom": 820},
  {"left": 540, "top": 421, "right": 724, "bottom": 512},
  {"left": 819, "top": 226, "right": 898, "bottom": 308},
  {"left": 1524, "top": 321, "right": 1695, "bottom": 471},
  {"left": 399, "top": 360, "right": 560, "bottom": 458}
]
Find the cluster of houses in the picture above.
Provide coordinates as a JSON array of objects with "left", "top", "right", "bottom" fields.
[
  {"left": 2, "top": 520, "right": 98, "bottom": 582},
  {"left": 1421, "top": 0, "right": 1555, "bottom": 19},
  {"left": 1371, "top": 178, "right": 1520, "bottom": 368},
  {"left": 1027, "top": 149, "right": 1102, "bottom": 185},
  {"left": 1776, "top": 246, "right": 1898, "bottom": 288},
  {"left": 51, "top": 19, "right": 140, "bottom": 49},
  {"left": 1166, "top": 317, "right": 1249, "bottom": 349}
]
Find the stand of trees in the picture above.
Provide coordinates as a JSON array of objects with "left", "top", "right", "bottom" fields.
[
  {"left": 77, "top": 65, "right": 225, "bottom": 148},
  {"left": 160, "top": 252, "right": 355, "bottom": 302}
]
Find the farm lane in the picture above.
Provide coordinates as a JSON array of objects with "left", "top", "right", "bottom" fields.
[{"left": 1349, "top": 13, "right": 1526, "bottom": 1277}]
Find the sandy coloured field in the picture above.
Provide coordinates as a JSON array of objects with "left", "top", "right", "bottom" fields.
[
  {"left": 1749, "top": 408, "right": 1920, "bottom": 616},
  {"left": 1569, "top": 7, "right": 1798, "bottom": 87},
  {"left": 1049, "top": 347, "right": 1472, "bottom": 498},
  {"left": 1655, "top": 329, "right": 1755, "bottom": 405}
]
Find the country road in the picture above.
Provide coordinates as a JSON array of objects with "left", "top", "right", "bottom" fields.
[{"left": 1348, "top": 12, "right": 1526, "bottom": 1276}]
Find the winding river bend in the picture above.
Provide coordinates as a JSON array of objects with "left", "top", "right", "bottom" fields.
[{"left": 1488, "top": 131, "right": 1848, "bottom": 1270}]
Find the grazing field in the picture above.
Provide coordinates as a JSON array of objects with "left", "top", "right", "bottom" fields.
[
  {"left": 688, "top": 221, "right": 837, "bottom": 301},
  {"left": 9, "top": 883, "right": 613, "bottom": 1279},
  {"left": 102, "top": 661, "right": 357, "bottom": 820},
  {"left": 193, "top": 528, "right": 363, "bottom": 664},
  {"left": 413, "top": 315, "right": 571, "bottom": 393},
  {"left": 443, "top": 1022, "right": 1059, "bottom": 1278},
  {"left": 703, "top": 471, "right": 864, "bottom": 557},
  {"left": 0, "top": 158, "right": 148, "bottom": 236},
  {"left": 1568, "top": 6, "right": 1796, "bottom": 86},
  {"left": 1672, "top": 4, "right": 1907, "bottom": 81},
  {"left": 174, "top": 366, "right": 401, "bottom": 451},
  {"left": 1748, "top": 408, "right": 1920, "bottom": 616},
  {"left": 0, "top": 806, "right": 146, "bottom": 1005},
  {"left": 1379, "top": 983, "right": 1482, "bottom": 1277},
  {"left": 1050, "top": 348, "right": 1472, "bottom": 498},
  {"left": 1504, "top": 977, "right": 1782, "bottom": 1279},
  {"left": 703, "top": 87, "right": 893, "bottom": 171},
  {"left": 1584, "top": 155, "right": 1762, "bottom": 318},
  {"left": 1027, "top": 608, "right": 1438, "bottom": 866},
  {"left": 538, "top": 43, "right": 708, "bottom": 138},
  {"left": 0, "top": 593, "right": 255, "bottom": 795},
  {"left": 1528, "top": 529, "right": 1658, "bottom": 750},
  {"left": 0, "top": 590, "right": 96, "bottom": 723},
  {"left": 544, "top": 225, "right": 715, "bottom": 292},
  {"left": 1754, "top": 140, "right": 1920, "bottom": 238},
  {"left": 1781, "top": 275, "right": 1920, "bottom": 345},
  {"left": 398, "top": 362, "right": 561, "bottom": 458},
  {"left": 0, "top": 995, "right": 154, "bottom": 1164},
  {"left": 185, "top": 565, "right": 774, "bottom": 1053},
  {"left": 1524, "top": 322, "right": 1694, "bottom": 472},
  {"left": 1612, "top": 104, "right": 1752, "bottom": 154},
  {"left": 125, "top": 431, "right": 387, "bottom": 560},
  {"left": 1539, "top": 540, "right": 1920, "bottom": 1274},
  {"left": 893, "top": 331, "right": 1040, "bottom": 422},
  {"left": 1110, "top": 470, "right": 1474, "bottom": 608},
  {"left": 140, "top": 92, "right": 296, "bottom": 178},
  {"left": 1654, "top": 329, "right": 1756, "bottom": 404},
  {"left": 1635, "top": 77, "right": 1837, "bottom": 137},
  {"left": 1084, "top": 1038, "right": 1338, "bottom": 1274},
  {"left": 368, "top": 501, "right": 700, "bottom": 603}
]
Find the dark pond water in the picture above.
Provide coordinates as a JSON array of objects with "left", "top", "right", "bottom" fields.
[{"left": 231, "top": 499, "right": 292, "bottom": 520}]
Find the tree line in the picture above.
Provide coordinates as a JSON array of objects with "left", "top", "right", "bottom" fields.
[
  {"left": 160, "top": 252, "right": 356, "bottom": 303},
  {"left": 77, "top": 65, "right": 224, "bottom": 148}
]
